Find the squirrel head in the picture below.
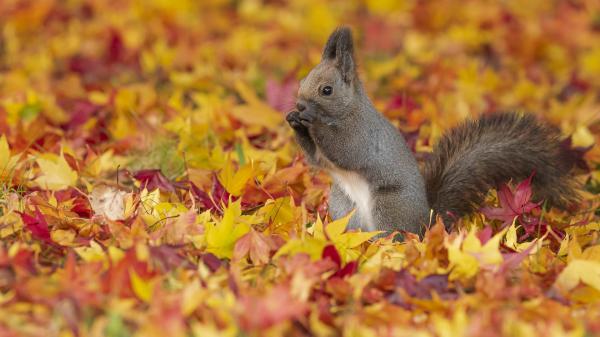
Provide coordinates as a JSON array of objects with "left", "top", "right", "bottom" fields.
[{"left": 296, "top": 27, "right": 364, "bottom": 119}]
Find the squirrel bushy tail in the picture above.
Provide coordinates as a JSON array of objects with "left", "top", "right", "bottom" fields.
[{"left": 424, "top": 112, "right": 579, "bottom": 223}]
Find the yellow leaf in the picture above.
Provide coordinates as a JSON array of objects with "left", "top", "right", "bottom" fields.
[
  {"left": 365, "top": 0, "right": 410, "bottom": 14},
  {"left": 136, "top": 242, "right": 150, "bottom": 262},
  {"left": 0, "top": 212, "right": 23, "bottom": 239},
  {"left": 34, "top": 152, "right": 78, "bottom": 191},
  {"left": 50, "top": 229, "right": 76, "bottom": 246},
  {"left": 182, "top": 281, "right": 206, "bottom": 316},
  {"left": 257, "top": 197, "right": 296, "bottom": 228},
  {"left": 582, "top": 245, "right": 600, "bottom": 262},
  {"left": 308, "top": 211, "right": 380, "bottom": 263},
  {"left": 325, "top": 211, "right": 354, "bottom": 239},
  {"left": 309, "top": 215, "right": 327, "bottom": 241},
  {"left": 74, "top": 241, "right": 106, "bottom": 263},
  {"left": 342, "top": 231, "right": 381, "bottom": 249},
  {"left": 130, "top": 270, "right": 153, "bottom": 302},
  {"left": 557, "top": 236, "right": 570, "bottom": 259},
  {"left": 447, "top": 228, "right": 505, "bottom": 280},
  {"left": 218, "top": 160, "right": 254, "bottom": 196},
  {"left": 473, "top": 230, "right": 504, "bottom": 265},
  {"left": 123, "top": 193, "right": 136, "bottom": 219},
  {"left": 555, "top": 260, "right": 600, "bottom": 292},
  {"left": 572, "top": 125, "right": 595, "bottom": 148},
  {"left": 108, "top": 246, "right": 125, "bottom": 263},
  {"left": 230, "top": 80, "right": 283, "bottom": 129},
  {"left": 580, "top": 46, "right": 600, "bottom": 77},
  {"left": 0, "top": 135, "right": 19, "bottom": 178},
  {"left": 84, "top": 150, "right": 124, "bottom": 177},
  {"left": 447, "top": 241, "right": 479, "bottom": 280},
  {"left": 567, "top": 237, "right": 583, "bottom": 262},
  {"left": 205, "top": 199, "right": 250, "bottom": 259},
  {"left": 432, "top": 307, "right": 468, "bottom": 337},
  {"left": 109, "top": 113, "right": 136, "bottom": 140},
  {"left": 274, "top": 236, "right": 328, "bottom": 261}
]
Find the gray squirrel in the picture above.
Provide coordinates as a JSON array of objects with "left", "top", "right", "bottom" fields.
[{"left": 286, "top": 27, "right": 579, "bottom": 235}]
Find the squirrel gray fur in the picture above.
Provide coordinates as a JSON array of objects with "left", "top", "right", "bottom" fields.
[{"left": 286, "top": 27, "right": 579, "bottom": 235}]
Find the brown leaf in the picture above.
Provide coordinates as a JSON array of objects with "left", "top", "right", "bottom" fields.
[{"left": 233, "top": 228, "right": 274, "bottom": 265}]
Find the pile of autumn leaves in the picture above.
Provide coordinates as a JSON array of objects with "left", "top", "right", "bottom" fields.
[
  {"left": 1, "top": 99, "right": 599, "bottom": 337},
  {"left": 1, "top": 0, "right": 600, "bottom": 336}
]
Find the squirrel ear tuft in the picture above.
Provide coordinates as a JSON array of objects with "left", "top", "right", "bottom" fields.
[{"left": 322, "top": 26, "right": 356, "bottom": 83}]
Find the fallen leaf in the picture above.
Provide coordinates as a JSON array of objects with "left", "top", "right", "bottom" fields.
[{"left": 34, "top": 152, "right": 78, "bottom": 191}]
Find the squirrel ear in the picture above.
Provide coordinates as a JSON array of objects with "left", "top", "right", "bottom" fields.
[{"left": 322, "top": 26, "right": 356, "bottom": 83}]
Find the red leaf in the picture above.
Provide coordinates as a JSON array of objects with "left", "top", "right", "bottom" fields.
[
  {"left": 513, "top": 173, "right": 536, "bottom": 213},
  {"left": 477, "top": 226, "right": 493, "bottom": 245},
  {"left": 190, "top": 175, "right": 233, "bottom": 214},
  {"left": 500, "top": 243, "right": 536, "bottom": 273},
  {"left": 481, "top": 172, "right": 541, "bottom": 227},
  {"left": 201, "top": 253, "right": 222, "bottom": 272},
  {"left": 19, "top": 208, "right": 53, "bottom": 244},
  {"left": 60, "top": 98, "right": 101, "bottom": 130},
  {"left": 106, "top": 29, "right": 126, "bottom": 64},
  {"left": 385, "top": 269, "right": 457, "bottom": 308},
  {"left": 150, "top": 246, "right": 195, "bottom": 272},
  {"left": 333, "top": 260, "right": 358, "bottom": 278},
  {"left": 321, "top": 244, "right": 341, "bottom": 269},
  {"left": 134, "top": 169, "right": 176, "bottom": 193},
  {"left": 386, "top": 94, "right": 419, "bottom": 113},
  {"left": 102, "top": 248, "right": 155, "bottom": 298},
  {"left": 322, "top": 244, "right": 358, "bottom": 279}
]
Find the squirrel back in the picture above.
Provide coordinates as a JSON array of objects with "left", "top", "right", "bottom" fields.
[{"left": 424, "top": 112, "right": 579, "bottom": 223}]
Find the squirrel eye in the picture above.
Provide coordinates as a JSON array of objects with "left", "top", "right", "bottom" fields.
[{"left": 321, "top": 86, "right": 333, "bottom": 96}]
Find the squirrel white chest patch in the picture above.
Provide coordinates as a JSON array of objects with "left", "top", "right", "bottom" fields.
[{"left": 330, "top": 169, "right": 374, "bottom": 230}]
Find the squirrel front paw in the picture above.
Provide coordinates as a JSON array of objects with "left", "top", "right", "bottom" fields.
[
  {"left": 286, "top": 111, "right": 305, "bottom": 130},
  {"left": 298, "top": 109, "right": 317, "bottom": 127}
]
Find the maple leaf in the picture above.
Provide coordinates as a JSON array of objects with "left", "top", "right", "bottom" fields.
[
  {"left": 554, "top": 242, "right": 600, "bottom": 299},
  {"left": 34, "top": 152, "right": 78, "bottom": 191},
  {"left": 217, "top": 160, "right": 254, "bottom": 197},
  {"left": 0, "top": 135, "right": 19, "bottom": 180},
  {"left": 230, "top": 80, "right": 284, "bottom": 129},
  {"left": 243, "top": 165, "right": 306, "bottom": 204},
  {"left": 19, "top": 207, "right": 53, "bottom": 245},
  {"left": 481, "top": 173, "right": 542, "bottom": 228},
  {"left": 139, "top": 193, "right": 190, "bottom": 233},
  {"left": 318, "top": 212, "right": 381, "bottom": 262},
  {"left": 233, "top": 228, "right": 276, "bottom": 265},
  {"left": 190, "top": 175, "right": 232, "bottom": 213},
  {"left": 322, "top": 244, "right": 358, "bottom": 279},
  {"left": 205, "top": 199, "right": 251, "bottom": 259},
  {"left": 555, "top": 260, "right": 600, "bottom": 294},
  {"left": 446, "top": 227, "right": 506, "bottom": 281},
  {"left": 276, "top": 212, "right": 379, "bottom": 264},
  {"left": 134, "top": 169, "right": 178, "bottom": 193}
]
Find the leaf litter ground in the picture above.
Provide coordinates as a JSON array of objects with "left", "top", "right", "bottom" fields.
[{"left": 0, "top": 1, "right": 600, "bottom": 336}]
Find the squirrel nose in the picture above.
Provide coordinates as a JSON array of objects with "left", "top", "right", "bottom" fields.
[{"left": 296, "top": 101, "right": 306, "bottom": 112}]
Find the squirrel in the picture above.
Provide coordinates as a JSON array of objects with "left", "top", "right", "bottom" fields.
[{"left": 286, "top": 27, "right": 579, "bottom": 235}]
